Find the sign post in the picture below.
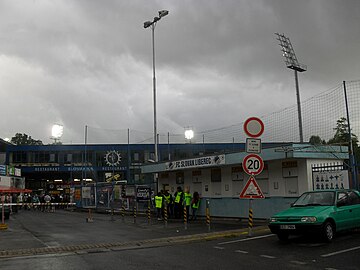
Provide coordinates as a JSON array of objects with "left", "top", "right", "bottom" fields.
[{"left": 241, "top": 117, "right": 265, "bottom": 237}]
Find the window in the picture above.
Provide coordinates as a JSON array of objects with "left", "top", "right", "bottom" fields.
[
  {"left": 211, "top": 168, "right": 221, "bottom": 182},
  {"left": 133, "top": 152, "right": 139, "bottom": 161}
]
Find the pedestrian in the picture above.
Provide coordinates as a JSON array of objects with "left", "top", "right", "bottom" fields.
[
  {"left": 155, "top": 192, "right": 163, "bottom": 220},
  {"left": 190, "top": 191, "right": 200, "bottom": 221},
  {"left": 173, "top": 186, "right": 184, "bottom": 219},
  {"left": 163, "top": 190, "right": 173, "bottom": 218},
  {"left": 44, "top": 194, "right": 51, "bottom": 212},
  {"left": 17, "top": 193, "right": 23, "bottom": 210},
  {"left": 183, "top": 187, "right": 192, "bottom": 222},
  {"left": 32, "top": 194, "right": 40, "bottom": 211}
]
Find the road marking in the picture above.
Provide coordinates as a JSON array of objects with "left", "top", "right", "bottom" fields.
[
  {"left": 324, "top": 268, "right": 338, "bottom": 270},
  {"left": 260, "top": 254, "right": 276, "bottom": 259},
  {"left": 235, "top": 250, "right": 248, "bottom": 254},
  {"left": 213, "top": 246, "right": 225, "bottom": 250},
  {"left": 290, "top": 260, "right": 307, "bottom": 265},
  {"left": 321, "top": 246, "right": 360, "bottom": 257},
  {"left": 218, "top": 234, "right": 274, "bottom": 245}
]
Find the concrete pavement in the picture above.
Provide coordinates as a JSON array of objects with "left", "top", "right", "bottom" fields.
[{"left": 0, "top": 209, "right": 270, "bottom": 259}]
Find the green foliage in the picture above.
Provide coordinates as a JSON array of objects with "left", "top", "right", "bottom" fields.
[
  {"left": 309, "top": 135, "right": 324, "bottom": 145},
  {"left": 327, "top": 117, "right": 358, "bottom": 145},
  {"left": 10, "top": 133, "right": 43, "bottom": 145}
]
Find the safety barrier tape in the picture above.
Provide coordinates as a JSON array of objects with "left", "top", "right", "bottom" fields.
[{"left": 1, "top": 203, "right": 76, "bottom": 206}]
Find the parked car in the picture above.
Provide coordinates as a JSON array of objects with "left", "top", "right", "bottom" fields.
[
  {"left": 0, "top": 204, "right": 10, "bottom": 220},
  {"left": 268, "top": 189, "right": 360, "bottom": 242}
]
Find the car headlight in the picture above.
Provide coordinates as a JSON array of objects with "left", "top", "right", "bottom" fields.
[
  {"left": 269, "top": 217, "right": 277, "bottom": 222},
  {"left": 301, "top": 217, "right": 317, "bottom": 223}
]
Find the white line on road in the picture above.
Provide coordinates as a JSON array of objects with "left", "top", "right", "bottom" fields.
[
  {"left": 235, "top": 250, "right": 249, "bottom": 254},
  {"left": 213, "top": 246, "right": 225, "bottom": 250},
  {"left": 321, "top": 246, "right": 360, "bottom": 257},
  {"left": 290, "top": 260, "right": 307, "bottom": 265},
  {"left": 218, "top": 234, "right": 274, "bottom": 245},
  {"left": 260, "top": 254, "right": 276, "bottom": 259}
]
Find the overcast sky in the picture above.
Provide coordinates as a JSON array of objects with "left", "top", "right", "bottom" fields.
[{"left": 0, "top": 0, "right": 359, "bottom": 144}]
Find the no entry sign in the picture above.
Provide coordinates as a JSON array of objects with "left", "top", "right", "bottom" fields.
[
  {"left": 243, "top": 117, "right": 264, "bottom": 138},
  {"left": 242, "top": 154, "right": 264, "bottom": 176}
]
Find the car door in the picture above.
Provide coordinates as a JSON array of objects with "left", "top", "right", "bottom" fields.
[
  {"left": 334, "top": 191, "right": 353, "bottom": 231},
  {"left": 347, "top": 191, "right": 360, "bottom": 229}
]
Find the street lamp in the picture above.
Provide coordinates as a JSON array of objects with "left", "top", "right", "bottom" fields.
[
  {"left": 51, "top": 124, "right": 63, "bottom": 144},
  {"left": 275, "top": 33, "right": 307, "bottom": 143},
  {"left": 144, "top": 10, "right": 169, "bottom": 163},
  {"left": 185, "top": 128, "right": 194, "bottom": 143}
]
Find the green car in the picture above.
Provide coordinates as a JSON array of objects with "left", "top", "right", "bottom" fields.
[{"left": 268, "top": 189, "right": 360, "bottom": 242}]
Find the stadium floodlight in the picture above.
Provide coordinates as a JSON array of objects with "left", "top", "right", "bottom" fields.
[
  {"left": 143, "top": 9, "right": 169, "bottom": 163},
  {"left": 275, "top": 33, "right": 307, "bottom": 143},
  {"left": 185, "top": 129, "right": 194, "bottom": 140},
  {"left": 51, "top": 124, "right": 63, "bottom": 143}
]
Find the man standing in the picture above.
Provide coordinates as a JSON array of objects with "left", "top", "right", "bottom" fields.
[
  {"left": 173, "top": 187, "right": 183, "bottom": 219},
  {"left": 183, "top": 187, "right": 192, "bottom": 222},
  {"left": 155, "top": 192, "right": 163, "bottom": 221}
]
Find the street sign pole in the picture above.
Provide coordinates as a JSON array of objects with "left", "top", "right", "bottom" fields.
[
  {"left": 248, "top": 198, "right": 253, "bottom": 237},
  {"left": 242, "top": 117, "right": 265, "bottom": 238}
]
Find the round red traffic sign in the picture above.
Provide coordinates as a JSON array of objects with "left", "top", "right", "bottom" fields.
[
  {"left": 243, "top": 117, "right": 264, "bottom": 138},
  {"left": 242, "top": 154, "right": 264, "bottom": 176}
]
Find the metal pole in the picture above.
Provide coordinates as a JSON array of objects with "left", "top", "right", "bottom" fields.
[
  {"left": 206, "top": 199, "right": 211, "bottom": 232},
  {"left": 248, "top": 199, "right": 253, "bottom": 237},
  {"left": 343, "top": 81, "right": 358, "bottom": 188},
  {"left": 127, "top": 128, "right": 131, "bottom": 183},
  {"left": 294, "top": 70, "right": 304, "bottom": 143},
  {"left": 152, "top": 25, "right": 158, "bottom": 163}
]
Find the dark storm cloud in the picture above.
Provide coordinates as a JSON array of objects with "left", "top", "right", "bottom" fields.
[{"left": 0, "top": 0, "right": 359, "bottom": 143}]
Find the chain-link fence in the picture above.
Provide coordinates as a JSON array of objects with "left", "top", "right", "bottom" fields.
[{"left": 85, "top": 80, "right": 360, "bottom": 145}]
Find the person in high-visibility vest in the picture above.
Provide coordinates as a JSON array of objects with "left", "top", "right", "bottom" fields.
[
  {"left": 174, "top": 186, "right": 184, "bottom": 219},
  {"left": 163, "top": 190, "right": 173, "bottom": 218},
  {"left": 183, "top": 187, "right": 192, "bottom": 222},
  {"left": 155, "top": 192, "right": 164, "bottom": 221},
  {"left": 190, "top": 191, "right": 200, "bottom": 221}
]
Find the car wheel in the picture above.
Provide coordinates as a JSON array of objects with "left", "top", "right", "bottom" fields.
[
  {"left": 322, "top": 221, "right": 335, "bottom": 242},
  {"left": 277, "top": 232, "right": 289, "bottom": 241}
]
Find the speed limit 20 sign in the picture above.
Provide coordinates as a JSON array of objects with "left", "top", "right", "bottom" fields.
[{"left": 242, "top": 154, "right": 264, "bottom": 176}]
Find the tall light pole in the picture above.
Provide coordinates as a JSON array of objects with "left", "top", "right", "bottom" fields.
[
  {"left": 275, "top": 33, "right": 307, "bottom": 143},
  {"left": 144, "top": 10, "right": 169, "bottom": 163}
]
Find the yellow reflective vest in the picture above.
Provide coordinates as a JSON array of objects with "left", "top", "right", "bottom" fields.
[
  {"left": 174, "top": 192, "right": 183, "bottom": 203},
  {"left": 155, "top": 196, "right": 163, "bottom": 208}
]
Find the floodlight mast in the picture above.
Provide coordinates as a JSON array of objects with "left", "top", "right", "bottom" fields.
[
  {"left": 275, "top": 33, "right": 307, "bottom": 143},
  {"left": 143, "top": 10, "right": 169, "bottom": 164}
]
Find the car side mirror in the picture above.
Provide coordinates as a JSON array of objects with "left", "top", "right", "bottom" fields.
[{"left": 337, "top": 201, "right": 344, "bottom": 208}]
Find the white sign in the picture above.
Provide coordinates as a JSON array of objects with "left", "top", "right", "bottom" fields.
[
  {"left": 246, "top": 138, "right": 262, "bottom": 153},
  {"left": 242, "top": 154, "right": 264, "bottom": 176},
  {"left": 165, "top": 155, "right": 225, "bottom": 171},
  {"left": 82, "top": 187, "right": 91, "bottom": 199},
  {"left": 243, "top": 117, "right": 264, "bottom": 138}
]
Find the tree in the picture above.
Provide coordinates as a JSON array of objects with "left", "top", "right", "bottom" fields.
[
  {"left": 309, "top": 135, "right": 325, "bottom": 145},
  {"left": 327, "top": 117, "right": 359, "bottom": 166},
  {"left": 327, "top": 117, "right": 357, "bottom": 145},
  {"left": 11, "top": 133, "right": 43, "bottom": 145}
]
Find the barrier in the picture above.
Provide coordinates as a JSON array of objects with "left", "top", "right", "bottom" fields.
[
  {"left": 163, "top": 201, "right": 168, "bottom": 228},
  {"left": 183, "top": 205, "right": 187, "bottom": 230},
  {"left": 206, "top": 199, "right": 211, "bottom": 232},
  {"left": 133, "top": 204, "right": 137, "bottom": 224},
  {"left": 147, "top": 200, "right": 151, "bottom": 225}
]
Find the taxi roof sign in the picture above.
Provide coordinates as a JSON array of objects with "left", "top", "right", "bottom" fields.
[{"left": 239, "top": 175, "right": 265, "bottom": 199}]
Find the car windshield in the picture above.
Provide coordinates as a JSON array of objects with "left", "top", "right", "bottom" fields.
[{"left": 292, "top": 191, "right": 335, "bottom": 206}]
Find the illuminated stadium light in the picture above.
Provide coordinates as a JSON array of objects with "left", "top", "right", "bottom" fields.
[
  {"left": 51, "top": 124, "right": 64, "bottom": 143},
  {"left": 185, "top": 129, "right": 194, "bottom": 140}
]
